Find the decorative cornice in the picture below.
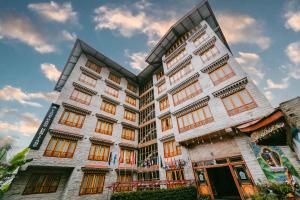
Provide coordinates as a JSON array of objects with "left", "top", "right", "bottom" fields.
[
  {"left": 188, "top": 24, "right": 208, "bottom": 42},
  {"left": 159, "top": 133, "right": 175, "bottom": 142},
  {"left": 166, "top": 55, "right": 192, "bottom": 76},
  {"left": 105, "top": 79, "right": 122, "bottom": 90},
  {"left": 80, "top": 66, "right": 101, "bottom": 80},
  {"left": 155, "top": 93, "right": 168, "bottom": 101},
  {"left": 49, "top": 129, "right": 84, "bottom": 140},
  {"left": 163, "top": 42, "right": 187, "bottom": 63},
  {"left": 168, "top": 72, "right": 199, "bottom": 94},
  {"left": 89, "top": 136, "right": 114, "bottom": 145},
  {"left": 72, "top": 82, "right": 97, "bottom": 95},
  {"left": 172, "top": 95, "right": 210, "bottom": 117},
  {"left": 95, "top": 113, "right": 118, "bottom": 123},
  {"left": 157, "top": 110, "right": 171, "bottom": 119},
  {"left": 119, "top": 142, "right": 138, "bottom": 149},
  {"left": 115, "top": 167, "right": 137, "bottom": 173},
  {"left": 101, "top": 94, "right": 120, "bottom": 105},
  {"left": 193, "top": 36, "right": 216, "bottom": 55},
  {"left": 200, "top": 54, "right": 230, "bottom": 73},
  {"left": 62, "top": 102, "right": 91, "bottom": 115},
  {"left": 154, "top": 77, "right": 166, "bottom": 87},
  {"left": 81, "top": 165, "right": 112, "bottom": 173},
  {"left": 121, "top": 122, "right": 139, "bottom": 130},
  {"left": 125, "top": 89, "right": 139, "bottom": 99},
  {"left": 123, "top": 104, "right": 139, "bottom": 113},
  {"left": 212, "top": 77, "right": 248, "bottom": 98}
]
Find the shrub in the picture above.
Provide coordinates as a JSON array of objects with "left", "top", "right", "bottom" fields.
[
  {"left": 252, "top": 182, "right": 294, "bottom": 200},
  {"left": 110, "top": 186, "right": 207, "bottom": 200}
]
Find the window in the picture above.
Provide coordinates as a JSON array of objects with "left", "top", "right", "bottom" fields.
[
  {"left": 88, "top": 144, "right": 110, "bottom": 161},
  {"left": 127, "top": 83, "right": 137, "bottom": 93},
  {"left": 138, "top": 143, "right": 158, "bottom": 167},
  {"left": 59, "top": 110, "right": 85, "bottom": 128},
  {"left": 140, "top": 79, "right": 153, "bottom": 95},
  {"left": 161, "top": 116, "right": 172, "bottom": 132},
  {"left": 157, "top": 82, "right": 166, "bottom": 94},
  {"left": 125, "top": 95, "right": 136, "bottom": 107},
  {"left": 194, "top": 32, "right": 209, "bottom": 46},
  {"left": 222, "top": 89, "right": 256, "bottom": 116},
  {"left": 177, "top": 106, "right": 213, "bottom": 133},
  {"left": 140, "top": 90, "right": 154, "bottom": 108},
  {"left": 138, "top": 122, "right": 157, "bottom": 144},
  {"left": 156, "top": 70, "right": 164, "bottom": 81},
  {"left": 172, "top": 81, "right": 202, "bottom": 106},
  {"left": 119, "top": 148, "right": 135, "bottom": 164},
  {"left": 79, "top": 173, "right": 105, "bottom": 195},
  {"left": 100, "top": 100, "right": 116, "bottom": 115},
  {"left": 70, "top": 89, "right": 92, "bottom": 105},
  {"left": 105, "top": 85, "right": 119, "bottom": 98},
  {"left": 23, "top": 174, "right": 61, "bottom": 195},
  {"left": 85, "top": 60, "right": 101, "bottom": 74},
  {"left": 169, "top": 63, "right": 193, "bottom": 85},
  {"left": 163, "top": 140, "right": 181, "bottom": 158},
  {"left": 79, "top": 73, "right": 97, "bottom": 87},
  {"left": 159, "top": 97, "right": 169, "bottom": 111},
  {"left": 200, "top": 45, "right": 219, "bottom": 63},
  {"left": 166, "top": 49, "right": 187, "bottom": 69},
  {"left": 209, "top": 64, "right": 235, "bottom": 85},
  {"left": 166, "top": 169, "right": 185, "bottom": 188},
  {"left": 95, "top": 119, "right": 113, "bottom": 135},
  {"left": 116, "top": 174, "right": 133, "bottom": 192},
  {"left": 124, "top": 109, "right": 136, "bottom": 122},
  {"left": 122, "top": 127, "right": 135, "bottom": 141},
  {"left": 44, "top": 137, "right": 77, "bottom": 158},
  {"left": 108, "top": 73, "right": 121, "bottom": 84}
]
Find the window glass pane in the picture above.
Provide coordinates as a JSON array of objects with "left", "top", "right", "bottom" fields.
[
  {"left": 232, "top": 94, "right": 243, "bottom": 107},
  {"left": 223, "top": 97, "right": 234, "bottom": 110}
]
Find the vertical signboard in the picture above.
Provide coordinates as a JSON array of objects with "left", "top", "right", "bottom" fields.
[{"left": 29, "top": 103, "right": 60, "bottom": 150}]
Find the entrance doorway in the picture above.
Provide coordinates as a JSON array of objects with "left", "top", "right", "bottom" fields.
[{"left": 207, "top": 166, "right": 240, "bottom": 200}]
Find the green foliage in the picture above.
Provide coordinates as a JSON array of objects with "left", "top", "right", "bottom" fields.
[
  {"left": 111, "top": 186, "right": 206, "bottom": 200},
  {"left": 252, "top": 182, "right": 294, "bottom": 200}
]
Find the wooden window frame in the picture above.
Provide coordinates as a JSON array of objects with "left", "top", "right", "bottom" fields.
[
  {"left": 161, "top": 116, "right": 172, "bottom": 132},
  {"left": 156, "top": 70, "right": 164, "bottom": 81},
  {"left": 22, "top": 173, "right": 61, "bottom": 195},
  {"left": 79, "top": 73, "right": 97, "bottom": 87},
  {"left": 119, "top": 148, "right": 135, "bottom": 164},
  {"left": 166, "top": 49, "right": 187, "bottom": 69},
  {"left": 163, "top": 140, "right": 181, "bottom": 158},
  {"left": 70, "top": 89, "right": 92, "bottom": 105},
  {"left": 177, "top": 106, "right": 214, "bottom": 133},
  {"left": 159, "top": 97, "right": 169, "bottom": 111},
  {"left": 200, "top": 45, "right": 220, "bottom": 63},
  {"left": 85, "top": 60, "right": 102, "bottom": 74},
  {"left": 121, "top": 127, "right": 135, "bottom": 141},
  {"left": 125, "top": 95, "right": 136, "bottom": 107},
  {"left": 127, "top": 83, "right": 137, "bottom": 93},
  {"left": 95, "top": 119, "right": 113, "bottom": 135},
  {"left": 124, "top": 109, "right": 136, "bottom": 122},
  {"left": 194, "top": 32, "right": 209, "bottom": 47},
  {"left": 100, "top": 100, "right": 116, "bottom": 115},
  {"left": 209, "top": 64, "right": 235, "bottom": 86},
  {"left": 169, "top": 63, "right": 193, "bottom": 85},
  {"left": 157, "top": 82, "right": 166, "bottom": 94},
  {"left": 172, "top": 81, "right": 202, "bottom": 106},
  {"left": 116, "top": 174, "right": 133, "bottom": 192},
  {"left": 105, "top": 85, "right": 119, "bottom": 98},
  {"left": 44, "top": 137, "right": 77, "bottom": 158},
  {"left": 79, "top": 173, "right": 105, "bottom": 195},
  {"left": 59, "top": 110, "right": 85, "bottom": 128},
  {"left": 222, "top": 89, "right": 257, "bottom": 116},
  {"left": 108, "top": 73, "right": 121, "bottom": 84},
  {"left": 88, "top": 143, "right": 110, "bottom": 161}
]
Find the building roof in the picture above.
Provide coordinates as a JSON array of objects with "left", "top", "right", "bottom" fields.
[{"left": 55, "top": 0, "right": 230, "bottom": 90}]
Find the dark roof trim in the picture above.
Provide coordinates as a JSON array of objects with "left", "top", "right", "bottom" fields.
[
  {"left": 62, "top": 102, "right": 92, "bottom": 115},
  {"left": 95, "top": 113, "right": 118, "bottom": 123}
]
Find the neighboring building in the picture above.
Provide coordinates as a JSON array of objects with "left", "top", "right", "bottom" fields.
[{"left": 4, "top": 1, "right": 300, "bottom": 200}]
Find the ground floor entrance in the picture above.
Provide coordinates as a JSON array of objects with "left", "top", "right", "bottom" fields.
[
  {"left": 207, "top": 166, "right": 240, "bottom": 199},
  {"left": 193, "top": 155, "right": 255, "bottom": 200}
]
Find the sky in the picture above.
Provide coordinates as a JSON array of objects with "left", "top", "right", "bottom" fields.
[{"left": 0, "top": 0, "right": 300, "bottom": 155}]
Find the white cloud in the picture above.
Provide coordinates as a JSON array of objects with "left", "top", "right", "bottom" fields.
[
  {"left": 0, "top": 108, "right": 17, "bottom": 118},
  {"left": 125, "top": 50, "right": 148, "bottom": 71},
  {"left": 0, "top": 112, "right": 40, "bottom": 136},
  {"left": 0, "top": 13, "right": 56, "bottom": 53},
  {"left": 264, "top": 91, "right": 273, "bottom": 101},
  {"left": 285, "top": 41, "right": 300, "bottom": 64},
  {"left": 0, "top": 85, "right": 59, "bottom": 107},
  {"left": 217, "top": 13, "right": 271, "bottom": 50},
  {"left": 41, "top": 63, "right": 61, "bottom": 81},
  {"left": 284, "top": 1, "right": 300, "bottom": 32},
  {"left": 265, "top": 77, "right": 290, "bottom": 90},
  {"left": 93, "top": 4, "right": 175, "bottom": 46},
  {"left": 235, "top": 52, "right": 265, "bottom": 84},
  {"left": 28, "top": 1, "right": 77, "bottom": 23},
  {"left": 62, "top": 30, "right": 77, "bottom": 41},
  {"left": 0, "top": 135, "right": 15, "bottom": 148}
]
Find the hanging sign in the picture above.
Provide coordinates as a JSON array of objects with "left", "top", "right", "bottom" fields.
[{"left": 29, "top": 103, "right": 60, "bottom": 150}]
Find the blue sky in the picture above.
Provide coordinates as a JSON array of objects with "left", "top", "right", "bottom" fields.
[{"left": 0, "top": 0, "right": 300, "bottom": 155}]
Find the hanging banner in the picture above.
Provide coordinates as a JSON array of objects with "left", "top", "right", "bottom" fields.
[
  {"left": 250, "top": 142, "right": 300, "bottom": 183},
  {"left": 29, "top": 103, "right": 60, "bottom": 150}
]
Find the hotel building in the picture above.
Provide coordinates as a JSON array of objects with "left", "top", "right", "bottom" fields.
[{"left": 5, "top": 1, "right": 300, "bottom": 200}]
